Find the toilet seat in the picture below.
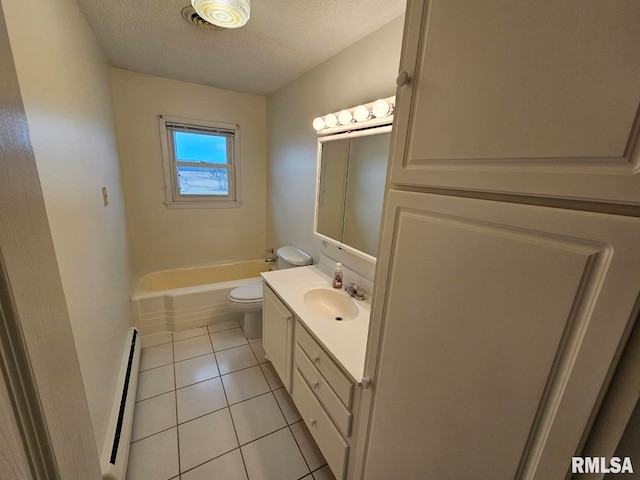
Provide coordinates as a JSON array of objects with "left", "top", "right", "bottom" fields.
[
  {"left": 227, "top": 281, "right": 263, "bottom": 339},
  {"left": 228, "top": 281, "right": 263, "bottom": 305}
]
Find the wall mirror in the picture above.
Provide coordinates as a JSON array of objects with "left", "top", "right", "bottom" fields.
[{"left": 314, "top": 124, "right": 392, "bottom": 261}]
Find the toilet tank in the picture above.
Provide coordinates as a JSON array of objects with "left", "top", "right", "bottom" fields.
[{"left": 276, "top": 246, "right": 313, "bottom": 269}]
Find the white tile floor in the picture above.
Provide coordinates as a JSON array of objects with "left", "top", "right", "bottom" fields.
[{"left": 127, "top": 320, "right": 336, "bottom": 480}]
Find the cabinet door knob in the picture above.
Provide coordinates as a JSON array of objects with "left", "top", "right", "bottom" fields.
[
  {"left": 312, "top": 381, "right": 319, "bottom": 390},
  {"left": 312, "top": 355, "right": 320, "bottom": 364},
  {"left": 396, "top": 70, "right": 410, "bottom": 87},
  {"left": 309, "top": 418, "right": 317, "bottom": 427}
]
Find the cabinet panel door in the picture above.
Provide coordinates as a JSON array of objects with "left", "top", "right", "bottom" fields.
[
  {"left": 362, "top": 190, "right": 640, "bottom": 480},
  {"left": 262, "top": 285, "right": 293, "bottom": 392},
  {"left": 390, "top": 0, "right": 640, "bottom": 204}
]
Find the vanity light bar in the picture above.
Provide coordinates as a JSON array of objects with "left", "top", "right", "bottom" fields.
[{"left": 312, "top": 95, "right": 395, "bottom": 135}]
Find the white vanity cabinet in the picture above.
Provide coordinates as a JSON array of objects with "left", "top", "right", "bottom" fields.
[
  {"left": 293, "top": 320, "right": 360, "bottom": 480},
  {"left": 260, "top": 266, "right": 369, "bottom": 480},
  {"left": 262, "top": 284, "right": 294, "bottom": 392}
]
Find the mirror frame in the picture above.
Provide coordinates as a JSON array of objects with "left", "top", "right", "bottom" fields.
[{"left": 313, "top": 123, "right": 393, "bottom": 263}]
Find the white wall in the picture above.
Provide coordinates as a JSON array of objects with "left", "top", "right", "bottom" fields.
[
  {"left": 266, "top": 15, "right": 405, "bottom": 271},
  {"left": 2, "top": 0, "right": 134, "bottom": 455},
  {"left": 110, "top": 68, "right": 267, "bottom": 274}
]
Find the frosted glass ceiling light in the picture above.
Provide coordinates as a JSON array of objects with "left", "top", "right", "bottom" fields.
[
  {"left": 191, "top": 0, "right": 250, "bottom": 28},
  {"left": 353, "top": 105, "right": 370, "bottom": 122},
  {"left": 338, "top": 110, "right": 353, "bottom": 125},
  {"left": 312, "top": 117, "right": 326, "bottom": 131},
  {"left": 372, "top": 99, "right": 392, "bottom": 118}
]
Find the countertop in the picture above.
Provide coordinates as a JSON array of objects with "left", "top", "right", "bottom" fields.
[{"left": 261, "top": 265, "right": 371, "bottom": 383}]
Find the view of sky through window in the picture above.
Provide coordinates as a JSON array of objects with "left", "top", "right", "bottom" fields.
[{"left": 175, "top": 131, "right": 227, "bottom": 163}]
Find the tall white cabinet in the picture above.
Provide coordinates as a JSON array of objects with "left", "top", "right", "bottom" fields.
[{"left": 357, "top": 1, "right": 640, "bottom": 479}]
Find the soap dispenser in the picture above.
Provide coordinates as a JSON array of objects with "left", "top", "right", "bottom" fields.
[{"left": 333, "top": 262, "right": 343, "bottom": 289}]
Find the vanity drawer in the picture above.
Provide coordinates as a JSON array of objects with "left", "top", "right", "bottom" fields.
[
  {"left": 293, "top": 370, "right": 348, "bottom": 480},
  {"left": 296, "top": 344, "right": 352, "bottom": 437},
  {"left": 296, "top": 322, "right": 353, "bottom": 409}
]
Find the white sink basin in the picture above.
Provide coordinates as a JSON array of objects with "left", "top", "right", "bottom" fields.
[{"left": 303, "top": 288, "right": 359, "bottom": 321}]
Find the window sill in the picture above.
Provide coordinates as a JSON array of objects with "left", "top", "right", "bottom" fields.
[{"left": 163, "top": 201, "right": 243, "bottom": 209}]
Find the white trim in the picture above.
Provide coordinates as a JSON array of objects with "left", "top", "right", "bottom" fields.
[
  {"left": 158, "top": 115, "right": 242, "bottom": 208},
  {"left": 318, "top": 114, "right": 394, "bottom": 136},
  {"left": 313, "top": 123, "right": 393, "bottom": 264},
  {"left": 163, "top": 201, "right": 243, "bottom": 209}
]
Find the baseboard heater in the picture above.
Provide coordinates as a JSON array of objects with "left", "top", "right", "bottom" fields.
[{"left": 101, "top": 327, "right": 141, "bottom": 480}]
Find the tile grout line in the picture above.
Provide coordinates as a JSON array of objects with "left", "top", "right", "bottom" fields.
[
  {"left": 143, "top": 326, "right": 306, "bottom": 479},
  {"left": 173, "top": 329, "right": 241, "bottom": 474},
  {"left": 172, "top": 343, "right": 269, "bottom": 425},
  {"left": 134, "top": 325, "right": 231, "bottom": 478},
  {"left": 207, "top": 326, "right": 252, "bottom": 480},
  {"left": 130, "top": 424, "right": 179, "bottom": 445},
  {"left": 172, "top": 333, "right": 182, "bottom": 479},
  {"left": 229, "top": 409, "right": 251, "bottom": 480},
  {"left": 246, "top": 339, "right": 313, "bottom": 478},
  {"left": 175, "top": 388, "right": 272, "bottom": 428},
  {"left": 269, "top": 382, "right": 315, "bottom": 477},
  {"left": 177, "top": 444, "right": 240, "bottom": 478},
  {"left": 289, "top": 419, "right": 314, "bottom": 477},
  {"left": 239, "top": 423, "right": 290, "bottom": 448},
  {"left": 140, "top": 320, "right": 241, "bottom": 347},
  {"left": 138, "top": 342, "right": 174, "bottom": 372},
  {"left": 266, "top": 360, "right": 328, "bottom": 479}
]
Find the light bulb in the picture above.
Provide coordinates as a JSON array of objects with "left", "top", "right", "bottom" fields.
[
  {"left": 312, "top": 117, "right": 325, "bottom": 130},
  {"left": 353, "top": 105, "right": 370, "bottom": 122},
  {"left": 338, "top": 110, "right": 353, "bottom": 125},
  {"left": 324, "top": 113, "right": 338, "bottom": 128},
  {"left": 372, "top": 99, "right": 391, "bottom": 118}
]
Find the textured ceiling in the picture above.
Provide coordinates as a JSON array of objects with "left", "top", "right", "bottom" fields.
[{"left": 76, "top": 0, "right": 406, "bottom": 95}]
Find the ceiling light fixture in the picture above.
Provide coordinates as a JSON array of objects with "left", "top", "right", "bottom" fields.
[{"left": 191, "top": 0, "right": 250, "bottom": 29}]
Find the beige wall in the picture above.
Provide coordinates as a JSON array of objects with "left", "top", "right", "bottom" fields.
[
  {"left": 110, "top": 68, "right": 267, "bottom": 274},
  {"left": 266, "top": 15, "right": 405, "bottom": 264},
  {"left": 2, "top": 0, "right": 134, "bottom": 455}
]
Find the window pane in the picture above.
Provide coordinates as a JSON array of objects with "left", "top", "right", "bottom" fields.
[
  {"left": 174, "top": 131, "right": 227, "bottom": 164},
  {"left": 177, "top": 166, "right": 229, "bottom": 196}
]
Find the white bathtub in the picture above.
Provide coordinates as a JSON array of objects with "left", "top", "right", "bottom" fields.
[{"left": 131, "top": 259, "right": 271, "bottom": 336}]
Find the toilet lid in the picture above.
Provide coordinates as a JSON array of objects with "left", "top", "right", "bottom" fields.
[
  {"left": 229, "top": 281, "right": 263, "bottom": 302},
  {"left": 276, "top": 246, "right": 313, "bottom": 266}
]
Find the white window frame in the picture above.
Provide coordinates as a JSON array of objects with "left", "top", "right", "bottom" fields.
[{"left": 159, "top": 115, "right": 242, "bottom": 208}]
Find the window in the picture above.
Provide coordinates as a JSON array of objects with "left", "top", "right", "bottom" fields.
[{"left": 159, "top": 116, "right": 240, "bottom": 207}]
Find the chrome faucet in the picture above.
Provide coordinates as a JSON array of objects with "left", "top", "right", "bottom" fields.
[
  {"left": 265, "top": 248, "right": 277, "bottom": 263},
  {"left": 345, "top": 282, "right": 366, "bottom": 301}
]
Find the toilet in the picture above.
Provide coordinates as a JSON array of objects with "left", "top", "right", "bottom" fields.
[{"left": 227, "top": 246, "right": 312, "bottom": 339}]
